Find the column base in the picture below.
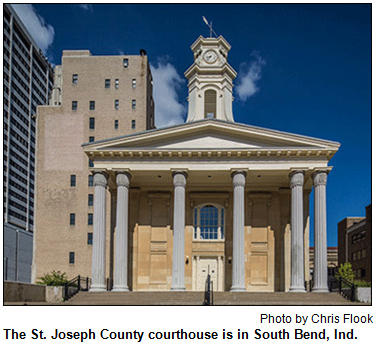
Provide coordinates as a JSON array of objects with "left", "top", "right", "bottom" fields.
[
  {"left": 230, "top": 286, "right": 246, "bottom": 292},
  {"left": 112, "top": 286, "right": 130, "bottom": 292},
  {"left": 89, "top": 286, "right": 106, "bottom": 292},
  {"left": 289, "top": 286, "right": 306, "bottom": 293},
  {"left": 312, "top": 287, "right": 329, "bottom": 293},
  {"left": 171, "top": 286, "right": 186, "bottom": 291}
]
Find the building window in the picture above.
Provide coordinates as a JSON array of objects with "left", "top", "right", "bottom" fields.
[
  {"left": 88, "top": 213, "right": 93, "bottom": 225},
  {"left": 362, "top": 249, "right": 366, "bottom": 259},
  {"left": 193, "top": 204, "right": 224, "bottom": 240},
  {"left": 87, "top": 233, "right": 93, "bottom": 245},
  {"left": 88, "top": 194, "right": 93, "bottom": 206},
  {"left": 204, "top": 89, "right": 216, "bottom": 118},
  {"left": 70, "top": 213, "right": 76, "bottom": 226},
  {"left": 89, "top": 159, "right": 94, "bottom": 168},
  {"left": 132, "top": 79, "right": 136, "bottom": 89},
  {"left": 89, "top": 117, "right": 95, "bottom": 129},
  {"left": 123, "top": 58, "right": 128, "bottom": 67},
  {"left": 90, "top": 101, "right": 95, "bottom": 110},
  {"left": 131, "top": 119, "right": 136, "bottom": 129},
  {"left": 88, "top": 175, "right": 94, "bottom": 187},
  {"left": 115, "top": 100, "right": 119, "bottom": 109},
  {"left": 72, "top": 101, "right": 78, "bottom": 111},
  {"left": 72, "top": 74, "right": 78, "bottom": 84},
  {"left": 89, "top": 136, "right": 95, "bottom": 142},
  {"left": 70, "top": 175, "right": 76, "bottom": 187},
  {"left": 115, "top": 79, "right": 119, "bottom": 89},
  {"left": 132, "top": 100, "right": 136, "bottom": 109},
  {"left": 105, "top": 79, "right": 110, "bottom": 88},
  {"left": 114, "top": 119, "right": 119, "bottom": 129},
  {"left": 69, "top": 252, "right": 75, "bottom": 264}
]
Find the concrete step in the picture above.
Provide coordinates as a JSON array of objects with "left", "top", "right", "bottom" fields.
[{"left": 66, "top": 291, "right": 362, "bottom": 306}]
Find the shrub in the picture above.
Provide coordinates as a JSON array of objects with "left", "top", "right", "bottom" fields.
[
  {"left": 335, "top": 262, "right": 355, "bottom": 282},
  {"left": 37, "top": 270, "right": 68, "bottom": 286},
  {"left": 354, "top": 280, "right": 371, "bottom": 288}
]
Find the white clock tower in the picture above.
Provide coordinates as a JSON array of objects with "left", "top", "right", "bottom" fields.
[{"left": 184, "top": 35, "right": 237, "bottom": 122}]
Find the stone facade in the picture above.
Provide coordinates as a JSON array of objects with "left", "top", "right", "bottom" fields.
[{"left": 33, "top": 36, "right": 340, "bottom": 293}]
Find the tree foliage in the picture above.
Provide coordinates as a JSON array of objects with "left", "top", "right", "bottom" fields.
[
  {"left": 335, "top": 262, "right": 355, "bottom": 282},
  {"left": 37, "top": 270, "right": 68, "bottom": 286}
]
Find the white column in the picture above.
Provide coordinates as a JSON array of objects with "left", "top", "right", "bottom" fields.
[
  {"left": 171, "top": 171, "right": 187, "bottom": 291},
  {"left": 289, "top": 171, "right": 306, "bottom": 293},
  {"left": 112, "top": 172, "right": 131, "bottom": 292},
  {"left": 90, "top": 171, "right": 108, "bottom": 292},
  {"left": 312, "top": 171, "right": 329, "bottom": 293},
  {"left": 230, "top": 170, "right": 246, "bottom": 292}
]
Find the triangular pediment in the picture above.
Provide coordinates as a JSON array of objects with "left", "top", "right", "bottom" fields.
[{"left": 83, "top": 119, "right": 340, "bottom": 154}]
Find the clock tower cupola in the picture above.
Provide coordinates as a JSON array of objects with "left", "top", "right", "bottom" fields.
[{"left": 184, "top": 35, "right": 237, "bottom": 122}]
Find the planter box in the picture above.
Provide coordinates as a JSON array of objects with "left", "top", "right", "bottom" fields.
[{"left": 356, "top": 287, "right": 371, "bottom": 303}]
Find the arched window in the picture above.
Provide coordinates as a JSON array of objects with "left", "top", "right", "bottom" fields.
[
  {"left": 194, "top": 204, "right": 224, "bottom": 240},
  {"left": 204, "top": 90, "right": 216, "bottom": 119}
]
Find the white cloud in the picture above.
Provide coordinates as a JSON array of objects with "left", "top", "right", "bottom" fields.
[
  {"left": 150, "top": 59, "right": 186, "bottom": 128},
  {"left": 76, "top": 4, "right": 94, "bottom": 12},
  {"left": 12, "top": 4, "right": 55, "bottom": 54},
  {"left": 235, "top": 51, "right": 266, "bottom": 102}
]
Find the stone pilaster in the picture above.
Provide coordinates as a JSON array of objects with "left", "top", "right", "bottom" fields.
[
  {"left": 112, "top": 171, "right": 131, "bottom": 292},
  {"left": 289, "top": 170, "right": 306, "bottom": 293},
  {"left": 230, "top": 170, "right": 246, "bottom": 291},
  {"left": 90, "top": 171, "right": 108, "bottom": 292},
  {"left": 171, "top": 171, "right": 187, "bottom": 291},
  {"left": 312, "top": 171, "right": 329, "bottom": 293}
]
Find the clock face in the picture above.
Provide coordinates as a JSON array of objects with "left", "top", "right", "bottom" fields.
[{"left": 204, "top": 50, "right": 218, "bottom": 63}]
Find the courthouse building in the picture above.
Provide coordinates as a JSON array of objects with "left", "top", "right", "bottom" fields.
[{"left": 33, "top": 35, "right": 340, "bottom": 293}]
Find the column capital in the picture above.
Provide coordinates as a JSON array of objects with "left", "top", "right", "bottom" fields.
[
  {"left": 312, "top": 170, "right": 328, "bottom": 187},
  {"left": 93, "top": 171, "right": 108, "bottom": 188},
  {"left": 231, "top": 170, "right": 247, "bottom": 187},
  {"left": 172, "top": 170, "right": 187, "bottom": 188},
  {"left": 289, "top": 170, "right": 304, "bottom": 188},
  {"left": 116, "top": 171, "right": 131, "bottom": 187}
]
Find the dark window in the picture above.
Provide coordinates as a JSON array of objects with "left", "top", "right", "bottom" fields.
[
  {"left": 70, "top": 213, "right": 76, "bottom": 226},
  {"left": 115, "top": 100, "right": 119, "bottom": 109},
  {"left": 89, "top": 117, "right": 95, "bottom": 129},
  {"left": 69, "top": 252, "right": 75, "bottom": 264},
  {"left": 88, "top": 175, "right": 94, "bottom": 187},
  {"left": 90, "top": 101, "right": 95, "bottom": 110},
  {"left": 115, "top": 79, "right": 119, "bottom": 89},
  {"left": 88, "top": 194, "right": 93, "bottom": 206},
  {"left": 105, "top": 79, "right": 110, "bottom": 88},
  {"left": 70, "top": 175, "right": 76, "bottom": 187},
  {"left": 87, "top": 233, "right": 93, "bottom": 245},
  {"left": 88, "top": 213, "right": 93, "bottom": 225},
  {"left": 72, "top": 101, "right": 78, "bottom": 111},
  {"left": 131, "top": 119, "right": 136, "bottom": 129},
  {"left": 89, "top": 159, "right": 94, "bottom": 168},
  {"left": 132, "top": 100, "right": 136, "bottom": 109},
  {"left": 72, "top": 74, "right": 78, "bottom": 83},
  {"left": 132, "top": 79, "right": 136, "bottom": 88},
  {"left": 123, "top": 58, "right": 128, "bottom": 67},
  {"left": 114, "top": 119, "right": 119, "bottom": 129},
  {"left": 89, "top": 136, "right": 95, "bottom": 142}
]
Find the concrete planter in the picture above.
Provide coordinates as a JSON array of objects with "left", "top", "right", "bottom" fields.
[
  {"left": 46, "top": 286, "right": 64, "bottom": 303},
  {"left": 356, "top": 287, "right": 371, "bottom": 303}
]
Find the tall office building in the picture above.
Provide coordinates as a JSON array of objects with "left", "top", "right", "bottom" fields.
[
  {"left": 3, "top": 4, "right": 54, "bottom": 282},
  {"left": 32, "top": 49, "right": 155, "bottom": 283}
]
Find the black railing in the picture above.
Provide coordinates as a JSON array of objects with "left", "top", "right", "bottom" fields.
[
  {"left": 203, "top": 273, "right": 213, "bottom": 305},
  {"left": 329, "top": 277, "right": 356, "bottom": 302},
  {"left": 63, "top": 275, "right": 91, "bottom": 301}
]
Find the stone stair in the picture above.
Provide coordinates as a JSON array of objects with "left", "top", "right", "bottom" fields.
[{"left": 66, "top": 291, "right": 363, "bottom": 306}]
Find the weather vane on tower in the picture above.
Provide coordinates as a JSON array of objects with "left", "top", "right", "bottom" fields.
[{"left": 202, "top": 16, "right": 218, "bottom": 38}]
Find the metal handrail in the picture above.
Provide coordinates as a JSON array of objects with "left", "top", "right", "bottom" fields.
[
  {"left": 329, "top": 277, "right": 356, "bottom": 302},
  {"left": 203, "top": 272, "right": 213, "bottom": 305},
  {"left": 63, "top": 275, "right": 91, "bottom": 301}
]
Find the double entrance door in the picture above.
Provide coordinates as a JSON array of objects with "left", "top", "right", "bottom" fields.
[{"left": 194, "top": 257, "right": 224, "bottom": 291}]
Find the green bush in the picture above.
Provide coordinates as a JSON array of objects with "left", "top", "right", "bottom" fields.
[
  {"left": 37, "top": 270, "right": 68, "bottom": 286},
  {"left": 354, "top": 280, "right": 371, "bottom": 288},
  {"left": 335, "top": 262, "right": 355, "bottom": 282}
]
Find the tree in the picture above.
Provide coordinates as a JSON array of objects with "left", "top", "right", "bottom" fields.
[
  {"left": 335, "top": 262, "right": 355, "bottom": 282},
  {"left": 37, "top": 271, "right": 68, "bottom": 286}
]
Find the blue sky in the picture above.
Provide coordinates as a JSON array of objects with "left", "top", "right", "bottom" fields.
[{"left": 14, "top": 3, "right": 371, "bottom": 246}]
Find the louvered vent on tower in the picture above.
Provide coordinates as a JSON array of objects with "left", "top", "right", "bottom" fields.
[{"left": 204, "top": 90, "right": 216, "bottom": 119}]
